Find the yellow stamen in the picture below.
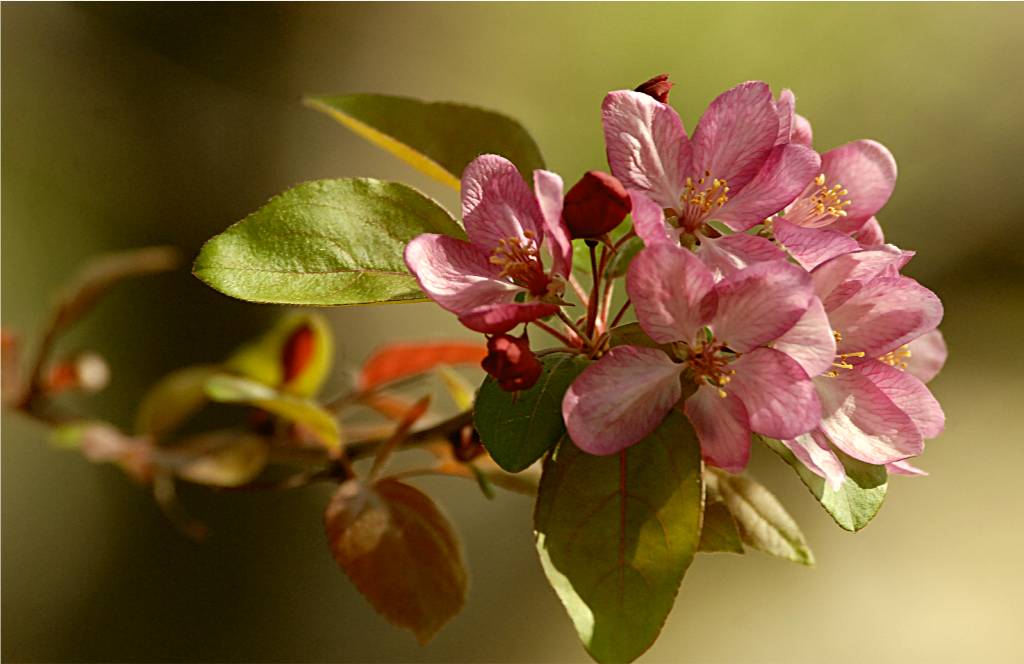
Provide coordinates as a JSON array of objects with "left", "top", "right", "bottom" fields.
[
  {"left": 879, "top": 345, "right": 913, "bottom": 370},
  {"left": 681, "top": 170, "right": 729, "bottom": 228}
]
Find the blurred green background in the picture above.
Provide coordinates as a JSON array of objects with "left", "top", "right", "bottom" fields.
[{"left": 3, "top": 3, "right": 1023, "bottom": 662}]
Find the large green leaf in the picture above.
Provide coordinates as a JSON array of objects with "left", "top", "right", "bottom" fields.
[
  {"left": 534, "top": 412, "right": 703, "bottom": 664},
  {"left": 193, "top": 179, "right": 464, "bottom": 306},
  {"left": 474, "top": 353, "right": 589, "bottom": 473},
  {"left": 707, "top": 469, "right": 814, "bottom": 566},
  {"left": 762, "top": 437, "right": 888, "bottom": 532},
  {"left": 305, "top": 94, "right": 545, "bottom": 190}
]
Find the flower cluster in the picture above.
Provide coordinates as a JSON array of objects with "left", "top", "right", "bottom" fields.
[{"left": 406, "top": 76, "right": 946, "bottom": 487}]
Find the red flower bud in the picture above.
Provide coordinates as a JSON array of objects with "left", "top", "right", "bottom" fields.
[
  {"left": 562, "top": 171, "right": 632, "bottom": 239},
  {"left": 481, "top": 333, "right": 542, "bottom": 392},
  {"left": 281, "top": 324, "right": 315, "bottom": 384},
  {"left": 634, "top": 74, "right": 674, "bottom": 103}
]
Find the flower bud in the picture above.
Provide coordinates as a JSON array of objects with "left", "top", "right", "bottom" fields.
[
  {"left": 562, "top": 171, "right": 632, "bottom": 239},
  {"left": 281, "top": 324, "right": 315, "bottom": 385},
  {"left": 634, "top": 74, "right": 674, "bottom": 103},
  {"left": 481, "top": 333, "right": 542, "bottom": 392}
]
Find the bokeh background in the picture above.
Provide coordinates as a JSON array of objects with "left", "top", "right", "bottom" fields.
[{"left": 4, "top": 3, "right": 1023, "bottom": 662}]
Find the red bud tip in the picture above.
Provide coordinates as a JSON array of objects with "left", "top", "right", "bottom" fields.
[
  {"left": 281, "top": 324, "right": 316, "bottom": 384},
  {"left": 634, "top": 74, "right": 674, "bottom": 103},
  {"left": 563, "top": 171, "right": 632, "bottom": 239},
  {"left": 481, "top": 333, "right": 542, "bottom": 392}
]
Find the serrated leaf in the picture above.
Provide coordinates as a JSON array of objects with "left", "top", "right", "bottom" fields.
[
  {"left": 762, "top": 437, "right": 888, "bottom": 532},
  {"left": 135, "top": 365, "right": 221, "bottom": 438},
  {"left": 605, "top": 236, "right": 645, "bottom": 280},
  {"left": 474, "top": 353, "right": 589, "bottom": 473},
  {"left": 174, "top": 431, "right": 269, "bottom": 487},
  {"left": 534, "top": 412, "right": 703, "bottom": 664},
  {"left": 324, "top": 478, "right": 467, "bottom": 644},
  {"left": 305, "top": 94, "right": 545, "bottom": 190},
  {"left": 360, "top": 341, "right": 485, "bottom": 391},
  {"left": 204, "top": 374, "right": 341, "bottom": 449},
  {"left": 193, "top": 179, "right": 464, "bottom": 306},
  {"left": 698, "top": 501, "right": 745, "bottom": 554},
  {"left": 708, "top": 469, "right": 814, "bottom": 566},
  {"left": 225, "top": 313, "right": 334, "bottom": 397}
]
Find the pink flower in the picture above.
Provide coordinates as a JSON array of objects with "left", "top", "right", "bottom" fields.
[
  {"left": 778, "top": 250, "right": 946, "bottom": 488},
  {"left": 404, "top": 155, "right": 572, "bottom": 333},
  {"left": 562, "top": 243, "right": 824, "bottom": 471}
]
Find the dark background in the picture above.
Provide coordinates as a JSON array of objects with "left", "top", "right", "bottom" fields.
[{"left": 4, "top": 3, "right": 1023, "bottom": 662}]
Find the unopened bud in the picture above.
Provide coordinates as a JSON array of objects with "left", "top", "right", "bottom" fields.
[
  {"left": 281, "top": 324, "right": 315, "bottom": 384},
  {"left": 634, "top": 74, "right": 674, "bottom": 103},
  {"left": 45, "top": 352, "right": 110, "bottom": 394},
  {"left": 481, "top": 333, "right": 542, "bottom": 392},
  {"left": 563, "top": 171, "right": 632, "bottom": 239}
]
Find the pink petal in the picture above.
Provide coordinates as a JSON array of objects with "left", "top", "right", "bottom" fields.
[
  {"left": 711, "top": 261, "right": 813, "bottom": 352},
  {"left": 857, "top": 359, "right": 945, "bottom": 439},
  {"left": 854, "top": 216, "right": 886, "bottom": 246},
  {"left": 792, "top": 114, "right": 814, "bottom": 147},
  {"left": 691, "top": 81, "right": 779, "bottom": 193},
  {"left": 457, "top": 302, "right": 560, "bottom": 334},
  {"left": 816, "top": 371, "right": 922, "bottom": 464},
  {"left": 684, "top": 384, "right": 751, "bottom": 473},
  {"left": 728, "top": 348, "right": 820, "bottom": 439},
  {"left": 629, "top": 190, "right": 676, "bottom": 247},
  {"left": 602, "top": 90, "right": 689, "bottom": 210},
  {"left": 563, "top": 346, "right": 683, "bottom": 455},
  {"left": 533, "top": 169, "right": 573, "bottom": 277},
  {"left": 827, "top": 277, "right": 944, "bottom": 359},
  {"left": 811, "top": 245, "right": 913, "bottom": 303},
  {"left": 627, "top": 242, "right": 715, "bottom": 344},
  {"left": 774, "top": 89, "right": 795, "bottom": 146},
  {"left": 773, "top": 297, "right": 837, "bottom": 378},
  {"left": 905, "top": 329, "right": 948, "bottom": 383},
  {"left": 774, "top": 217, "right": 861, "bottom": 270},
  {"left": 887, "top": 459, "right": 928, "bottom": 477},
  {"left": 783, "top": 431, "right": 846, "bottom": 491},
  {"left": 696, "top": 232, "right": 787, "bottom": 278},
  {"left": 716, "top": 143, "right": 821, "bottom": 232},
  {"left": 461, "top": 154, "right": 544, "bottom": 250},
  {"left": 404, "top": 234, "right": 518, "bottom": 314},
  {"left": 818, "top": 140, "right": 898, "bottom": 227}
]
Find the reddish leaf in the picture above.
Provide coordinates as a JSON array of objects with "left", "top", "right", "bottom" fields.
[
  {"left": 359, "top": 341, "right": 485, "bottom": 390},
  {"left": 324, "top": 478, "right": 467, "bottom": 644}
]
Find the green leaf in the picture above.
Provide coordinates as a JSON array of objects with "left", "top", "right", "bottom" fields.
[
  {"left": 305, "top": 94, "right": 545, "bottom": 190},
  {"left": 225, "top": 313, "right": 334, "bottom": 397},
  {"left": 605, "top": 236, "right": 645, "bottom": 280},
  {"left": 698, "top": 501, "right": 745, "bottom": 554},
  {"left": 204, "top": 374, "right": 341, "bottom": 449},
  {"left": 325, "top": 478, "right": 468, "bottom": 644},
  {"left": 474, "top": 353, "right": 589, "bottom": 473},
  {"left": 762, "top": 437, "right": 888, "bottom": 532},
  {"left": 534, "top": 412, "right": 703, "bottom": 664},
  {"left": 135, "top": 365, "right": 221, "bottom": 438},
  {"left": 607, "top": 323, "right": 667, "bottom": 351},
  {"left": 193, "top": 179, "right": 464, "bottom": 306},
  {"left": 174, "top": 431, "right": 270, "bottom": 487},
  {"left": 707, "top": 469, "right": 814, "bottom": 566}
]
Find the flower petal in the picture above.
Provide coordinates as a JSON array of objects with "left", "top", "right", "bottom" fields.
[
  {"left": 563, "top": 346, "right": 683, "bottom": 455},
  {"left": 773, "top": 297, "right": 837, "bottom": 378},
  {"left": 627, "top": 241, "right": 715, "bottom": 344},
  {"left": 887, "top": 459, "right": 928, "bottom": 477},
  {"left": 691, "top": 81, "right": 779, "bottom": 193},
  {"left": 684, "top": 384, "right": 751, "bottom": 473},
  {"left": 461, "top": 154, "right": 544, "bottom": 250},
  {"left": 811, "top": 245, "right": 913, "bottom": 303},
  {"left": 404, "top": 234, "right": 517, "bottom": 314},
  {"left": 715, "top": 143, "right": 821, "bottom": 231},
  {"left": 783, "top": 431, "right": 847, "bottom": 491},
  {"left": 827, "top": 276, "right": 944, "bottom": 358},
  {"left": 696, "top": 232, "right": 787, "bottom": 278},
  {"left": 711, "top": 261, "right": 813, "bottom": 352},
  {"left": 629, "top": 190, "right": 676, "bottom": 246},
  {"left": 792, "top": 114, "right": 814, "bottom": 147},
  {"left": 774, "top": 217, "right": 861, "bottom": 270},
  {"left": 819, "top": 140, "right": 898, "bottom": 228},
  {"left": 534, "top": 169, "right": 573, "bottom": 277},
  {"left": 816, "top": 371, "right": 922, "bottom": 464},
  {"left": 905, "top": 329, "right": 948, "bottom": 383},
  {"left": 728, "top": 347, "right": 820, "bottom": 439},
  {"left": 854, "top": 216, "right": 886, "bottom": 246},
  {"left": 774, "top": 89, "right": 795, "bottom": 146},
  {"left": 857, "top": 359, "right": 945, "bottom": 439},
  {"left": 457, "top": 302, "right": 559, "bottom": 334},
  {"left": 602, "top": 90, "right": 689, "bottom": 210}
]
